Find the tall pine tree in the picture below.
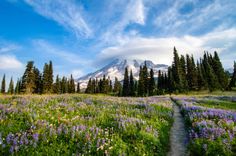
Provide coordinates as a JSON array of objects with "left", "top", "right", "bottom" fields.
[
  {"left": 21, "top": 61, "right": 35, "bottom": 94},
  {"left": 143, "top": 61, "right": 149, "bottom": 96},
  {"left": 196, "top": 61, "right": 206, "bottom": 90},
  {"left": 138, "top": 66, "right": 144, "bottom": 96},
  {"left": 148, "top": 68, "right": 155, "bottom": 96},
  {"left": 113, "top": 77, "right": 122, "bottom": 96},
  {"left": 48, "top": 61, "right": 54, "bottom": 93},
  {"left": 212, "top": 51, "right": 228, "bottom": 90},
  {"left": 122, "top": 67, "right": 129, "bottom": 96},
  {"left": 1, "top": 74, "right": 6, "bottom": 94},
  {"left": 228, "top": 61, "right": 236, "bottom": 90},
  {"left": 202, "top": 52, "right": 218, "bottom": 92},
  {"left": 129, "top": 70, "right": 135, "bottom": 96},
  {"left": 15, "top": 79, "right": 20, "bottom": 94},
  {"left": 8, "top": 77, "right": 14, "bottom": 94},
  {"left": 172, "top": 47, "right": 184, "bottom": 92},
  {"left": 33, "top": 67, "right": 42, "bottom": 94},
  {"left": 186, "top": 55, "right": 197, "bottom": 91},
  {"left": 180, "top": 55, "right": 188, "bottom": 91},
  {"left": 54, "top": 75, "right": 61, "bottom": 94}
]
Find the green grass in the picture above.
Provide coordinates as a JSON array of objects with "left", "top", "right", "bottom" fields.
[
  {"left": 0, "top": 94, "right": 173, "bottom": 155},
  {"left": 195, "top": 99, "right": 236, "bottom": 110}
]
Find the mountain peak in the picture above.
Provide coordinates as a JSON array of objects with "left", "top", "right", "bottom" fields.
[{"left": 77, "top": 58, "right": 168, "bottom": 88}]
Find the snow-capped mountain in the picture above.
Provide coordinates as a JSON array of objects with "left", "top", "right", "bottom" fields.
[{"left": 77, "top": 59, "right": 168, "bottom": 89}]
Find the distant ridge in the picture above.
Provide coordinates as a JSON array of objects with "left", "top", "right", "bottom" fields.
[{"left": 76, "top": 58, "right": 168, "bottom": 89}]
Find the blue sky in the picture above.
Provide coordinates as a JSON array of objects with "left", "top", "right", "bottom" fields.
[{"left": 0, "top": 0, "right": 236, "bottom": 84}]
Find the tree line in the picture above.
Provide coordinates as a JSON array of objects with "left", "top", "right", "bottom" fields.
[
  {"left": 85, "top": 47, "right": 236, "bottom": 96},
  {"left": 1, "top": 47, "right": 236, "bottom": 95},
  {"left": 0, "top": 61, "right": 80, "bottom": 94}
]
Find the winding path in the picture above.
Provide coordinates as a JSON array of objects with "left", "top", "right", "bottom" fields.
[{"left": 167, "top": 100, "right": 188, "bottom": 156}]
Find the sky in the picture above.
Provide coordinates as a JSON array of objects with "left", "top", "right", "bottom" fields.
[{"left": 0, "top": 0, "right": 236, "bottom": 84}]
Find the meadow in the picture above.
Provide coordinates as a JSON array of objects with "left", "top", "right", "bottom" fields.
[
  {"left": 173, "top": 96, "right": 236, "bottom": 155},
  {"left": 0, "top": 95, "right": 173, "bottom": 155},
  {"left": 0, "top": 94, "right": 235, "bottom": 155}
]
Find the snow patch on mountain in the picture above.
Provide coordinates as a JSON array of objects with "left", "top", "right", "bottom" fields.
[{"left": 76, "top": 59, "right": 168, "bottom": 89}]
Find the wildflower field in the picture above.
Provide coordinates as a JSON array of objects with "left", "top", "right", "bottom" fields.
[
  {"left": 0, "top": 95, "right": 173, "bottom": 155},
  {"left": 0, "top": 94, "right": 236, "bottom": 155},
  {"left": 173, "top": 96, "right": 236, "bottom": 155}
]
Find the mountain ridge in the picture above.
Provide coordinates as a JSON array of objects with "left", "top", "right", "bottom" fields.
[{"left": 77, "top": 58, "right": 169, "bottom": 88}]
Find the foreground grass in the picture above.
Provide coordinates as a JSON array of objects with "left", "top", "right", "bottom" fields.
[{"left": 0, "top": 94, "right": 173, "bottom": 155}]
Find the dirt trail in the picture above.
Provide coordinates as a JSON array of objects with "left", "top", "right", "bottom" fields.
[{"left": 167, "top": 101, "right": 188, "bottom": 156}]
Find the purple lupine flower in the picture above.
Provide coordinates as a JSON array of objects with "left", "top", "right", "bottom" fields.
[
  {"left": 6, "top": 133, "right": 13, "bottom": 144},
  {"left": 9, "top": 146, "right": 14, "bottom": 154},
  {"left": 24, "top": 137, "right": 29, "bottom": 145},
  {"left": 33, "top": 133, "right": 39, "bottom": 142},
  {"left": 13, "top": 136, "right": 18, "bottom": 146}
]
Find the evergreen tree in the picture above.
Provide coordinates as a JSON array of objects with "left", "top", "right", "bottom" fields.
[
  {"left": 157, "top": 70, "right": 162, "bottom": 94},
  {"left": 134, "top": 80, "right": 138, "bottom": 96},
  {"left": 61, "top": 76, "right": 67, "bottom": 93},
  {"left": 1, "top": 74, "right": 6, "bottom": 94},
  {"left": 42, "top": 63, "right": 49, "bottom": 93},
  {"left": 54, "top": 75, "right": 61, "bottom": 94},
  {"left": 202, "top": 53, "right": 218, "bottom": 92},
  {"left": 148, "top": 69, "right": 155, "bottom": 96},
  {"left": 21, "top": 61, "right": 35, "bottom": 94},
  {"left": 85, "top": 78, "right": 92, "bottom": 93},
  {"left": 228, "top": 61, "right": 236, "bottom": 90},
  {"left": 42, "top": 61, "right": 54, "bottom": 93},
  {"left": 95, "top": 78, "right": 99, "bottom": 93},
  {"left": 66, "top": 80, "right": 70, "bottom": 93},
  {"left": 186, "top": 55, "right": 197, "bottom": 90},
  {"left": 109, "top": 80, "right": 113, "bottom": 93},
  {"left": 163, "top": 73, "right": 168, "bottom": 91},
  {"left": 104, "top": 77, "right": 109, "bottom": 94},
  {"left": 15, "top": 79, "right": 20, "bottom": 94},
  {"left": 180, "top": 55, "right": 188, "bottom": 91},
  {"left": 167, "top": 67, "right": 174, "bottom": 94},
  {"left": 48, "top": 61, "right": 54, "bottom": 93},
  {"left": 113, "top": 77, "right": 122, "bottom": 95},
  {"left": 143, "top": 61, "right": 149, "bottom": 96},
  {"left": 98, "top": 79, "right": 102, "bottom": 93},
  {"left": 196, "top": 61, "right": 206, "bottom": 90},
  {"left": 138, "top": 66, "right": 144, "bottom": 96},
  {"left": 212, "top": 51, "right": 228, "bottom": 90},
  {"left": 129, "top": 70, "right": 135, "bottom": 96},
  {"left": 77, "top": 82, "right": 80, "bottom": 93},
  {"left": 122, "top": 67, "right": 129, "bottom": 96},
  {"left": 172, "top": 47, "right": 184, "bottom": 92},
  {"left": 33, "top": 67, "right": 42, "bottom": 94},
  {"left": 92, "top": 79, "right": 96, "bottom": 93},
  {"left": 8, "top": 77, "right": 14, "bottom": 94},
  {"left": 68, "top": 74, "right": 75, "bottom": 93}
]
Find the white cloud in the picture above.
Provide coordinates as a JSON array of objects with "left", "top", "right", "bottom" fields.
[
  {"left": 124, "top": 0, "right": 145, "bottom": 25},
  {"left": 101, "top": 0, "right": 146, "bottom": 45},
  {"left": 154, "top": 0, "right": 236, "bottom": 35},
  {"left": 98, "top": 28, "right": 236, "bottom": 68},
  {"left": 0, "top": 55, "right": 23, "bottom": 70},
  {"left": 24, "top": 0, "right": 92, "bottom": 37},
  {"left": 0, "top": 41, "right": 20, "bottom": 53}
]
